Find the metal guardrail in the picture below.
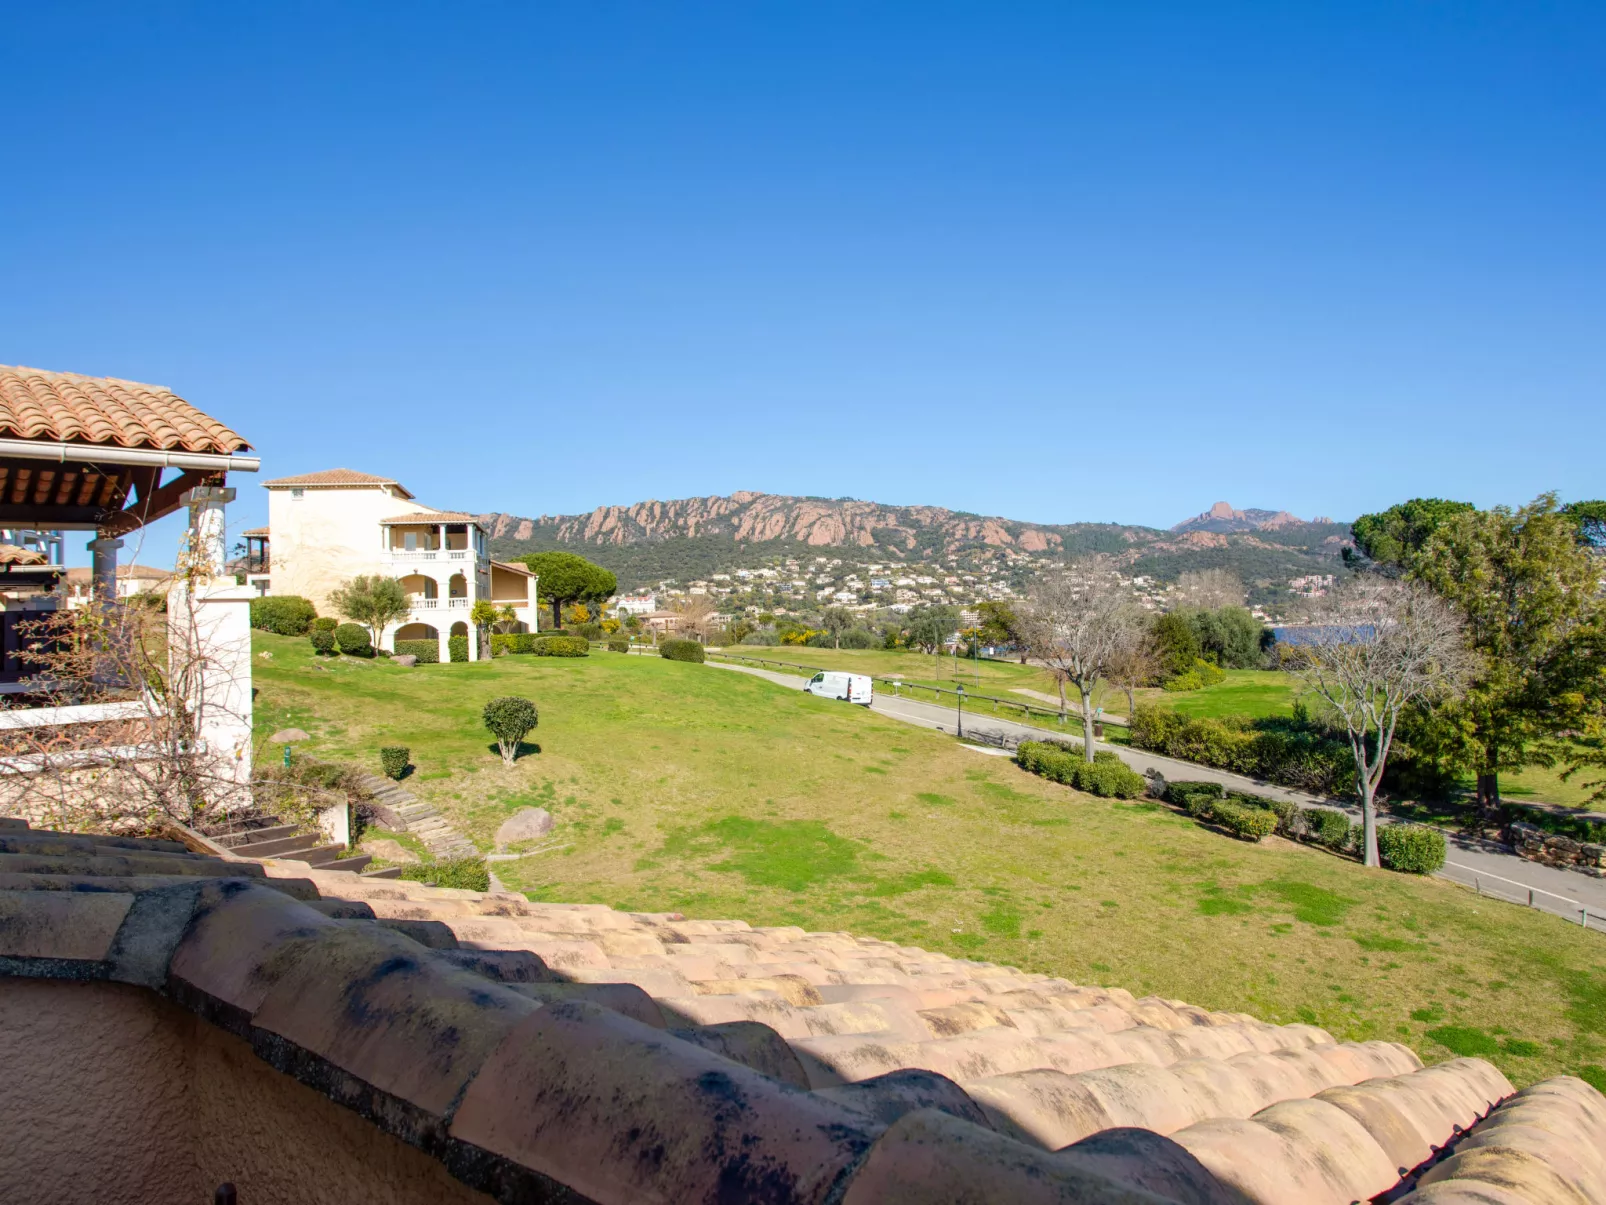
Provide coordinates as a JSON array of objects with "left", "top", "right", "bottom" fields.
[
  {"left": 1440, "top": 859, "right": 1603, "bottom": 932},
  {"left": 703, "top": 649, "right": 1085, "bottom": 727}
]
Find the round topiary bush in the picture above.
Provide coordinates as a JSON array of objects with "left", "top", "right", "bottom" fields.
[
  {"left": 310, "top": 616, "right": 339, "bottom": 633},
  {"left": 250, "top": 595, "right": 318, "bottom": 636},
  {"left": 483, "top": 695, "right": 539, "bottom": 766},
  {"left": 379, "top": 746, "right": 410, "bottom": 780},
  {"left": 334, "top": 623, "right": 374, "bottom": 657},
  {"left": 607, "top": 638, "right": 630, "bottom": 653},
  {"left": 660, "top": 639, "right": 705, "bottom": 663},
  {"left": 1377, "top": 823, "right": 1447, "bottom": 874},
  {"left": 308, "top": 627, "right": 336, "bottom": 655}
]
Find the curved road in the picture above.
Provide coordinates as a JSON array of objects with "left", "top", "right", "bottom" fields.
[{"left": 708, "top": 659, "right": 1606, "bottom": 928}]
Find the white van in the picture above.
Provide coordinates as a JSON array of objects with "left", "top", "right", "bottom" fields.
[{"left": 805, "top": 671, "right": 873, "bottom": 705}]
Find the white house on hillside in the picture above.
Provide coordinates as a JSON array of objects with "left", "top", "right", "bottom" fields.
[{"left": 251, "top": 468, "right": 538, "bottom": 661}]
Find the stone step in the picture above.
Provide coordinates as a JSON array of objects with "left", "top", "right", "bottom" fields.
[
  {"left": 362, "top": 866, "right": 403, "bottom": 879},
  {"left": 234, "top": 832, "right": 320, "bottom": 858},
  {"left": 300, "top": 844, "right": 349, "bottom": 867},
  {"left": 317, "top": 853, "right": 373, "bottom": 875},
  {"left": 215, "top": 823, "right": 298, "bottom": 849}
]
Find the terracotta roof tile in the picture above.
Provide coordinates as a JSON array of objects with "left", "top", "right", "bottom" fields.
[
  {"left": 262, "top": 468, "right": 414, "bottom": 497},
  {"left": 4, "top": 818, "right": 1602, "bottom": 1205},
  {"left": 0, "top": 364, "right": 250, "bottom": 454},
  {"left": 379, "top": 510, "right": 481, "bottom": 524},
  {"left": 241, "top": 526, "right": 269, "bottom": 537},
  {"left": 0, "top": 544, "right": 48, "bottom": 566}
]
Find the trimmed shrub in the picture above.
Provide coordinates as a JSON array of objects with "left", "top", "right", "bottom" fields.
[
  {"left": 334, "top": 623, "right": 374, "bottom": 657},
  {"left": 1308, "top": 807, "right": 1356, "bottom": 850},
  {"left": 1015, "top": 741, "right": 1145, "bottom": 798},
  {"left": 1377, "top": 824, "right": 1447, "bottom": 874},
  {"left": 607, "top": 638, "right": 630, "bottom": 653},
  {"left": 310, "top": 616, "right": 339, "bottom": 633},
  {"left": 448, "top": 635, "right": 469, "bottom": 662},
  {"left": 660, "top": 639, "right": 705, "bottom": 663},
  {"left": 1212, "top": 799, "right": 1278, "bottom": 841},
  {"left": 532, "top": 635, "right": 589, "bottom": 657},
  {"left": 1161, "top": 670, "right": 1204, "bottom": 693},
  {"left": 250, "top": 595, "right": 317, "bottom": 636},
  {"left": 379, "top": 746, "right": 410, "bottom": 780},
  {"left": 394, "top": 639, "right": 439, "bottom": 664},
  {"left": 399, "top": 857, "right": 490, "bottom": 892},
  {"left": 484, "top": 696, "right": 539, "bottom": 766},
  {"left": 308, "top": 627, "right": 336, "bottom": 655}
]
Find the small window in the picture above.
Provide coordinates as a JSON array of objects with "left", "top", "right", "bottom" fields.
[
  {"left": 404, "top": 532, "right": 417, "bottom": 551},
  {"left": 290, "top": 488, "right": 304, "bottom": 500}
]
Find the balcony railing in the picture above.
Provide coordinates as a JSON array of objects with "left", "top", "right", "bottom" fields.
[
  {"left": 390, "top": 550, "right": 439, "bottom": 561},
  {"left": 410, "top": 597, "right": 439, "bottom": 610},
  {"left": 447, "top": 598, "right": 469, "bottom": 608}
]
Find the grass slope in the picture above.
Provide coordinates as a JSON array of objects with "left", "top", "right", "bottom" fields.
[{"left": 252, "top": 632, "right": 1606, "bottom": 1091}]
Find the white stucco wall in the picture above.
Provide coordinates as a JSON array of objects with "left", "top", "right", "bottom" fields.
[{"left": 265, "top": 485, "right": 433, "bottom": 613}]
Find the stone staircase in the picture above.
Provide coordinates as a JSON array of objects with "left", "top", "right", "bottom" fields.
[
  {"left": 208, "top": 817, "right": 380, "bottom": 875},
  {"left": 359, "top": 773, "right": 480, "bottom": 860}
]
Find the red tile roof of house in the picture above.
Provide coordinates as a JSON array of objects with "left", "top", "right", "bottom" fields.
[
  {"left": 241, "top": 526, "right": 269, "bottom": 537},
  {"left": 262, "top": 468, "right": 414, "bottom": 497},
  {"left": 0, "top": 365, "right": 251, "bottom": 454},
  {"left": 3, "top": 817, "right": 1600, "bottom": 1204},
  {"left": 379, "top": 511, "right": 481, "bottom": 524}
]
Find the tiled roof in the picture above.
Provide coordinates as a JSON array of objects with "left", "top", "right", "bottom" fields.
[
  {"left": 379, "top": 510, "right": 482, "bottom": 525},
  {"left": 262, "top": 468, "right": 414, "bottom": 497},
  {"left": 492, "top": 559, "right": 535, "bottom": 576},
  {"left": 0, "top": 365, "right": 251, "bottom": 454},
  {"left": 241, "top": 526, "right": 269, "bottom": 537},
  {"left": 3, "top": 817, "right": 1600, "bottom": 1204},
  {"left": 0, "top": 544, "right": 48, "bottom": 566}
]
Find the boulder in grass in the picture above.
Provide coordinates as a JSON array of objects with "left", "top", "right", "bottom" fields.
[
  {"left": 394, "top": 654, "right": 418, "bottom": 667},
  {"left": 495, "top": 807, "right": 554, "bottom": 849}
]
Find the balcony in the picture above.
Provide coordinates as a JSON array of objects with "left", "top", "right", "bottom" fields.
[{"left": 389, "top": 549, "right": 440, "bottom": 562}]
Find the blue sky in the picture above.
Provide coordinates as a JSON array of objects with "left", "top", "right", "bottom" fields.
[{"left": 3, "top": 2, "right": 1602, "bottom": 567}]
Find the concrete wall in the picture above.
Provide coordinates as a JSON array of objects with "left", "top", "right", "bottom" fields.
[
  {"left": 0, "top": 979, "right": 495, "bottom": 1205},
  {"left": 265, "top": 484, "right": 431, "bottom": 614}
]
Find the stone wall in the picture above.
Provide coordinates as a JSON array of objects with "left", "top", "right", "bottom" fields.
[{"left": 1507, "top": 820, "right": 1606, "bottom": 877}]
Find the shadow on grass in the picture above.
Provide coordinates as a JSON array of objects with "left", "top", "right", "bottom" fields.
[{"left": 485, "top": 741, "right": 542, "bottom": 761}]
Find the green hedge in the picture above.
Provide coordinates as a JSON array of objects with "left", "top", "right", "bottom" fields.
[
  {"left": 394, "top": 639, "right": 439, "bottom": 664},
  {"left": 607, "top": 638, "right": 630, "bottom": 653},
  {"left": 533, "top": 635, "right": 589, "bottom": 657},
  {"left": 1377, "top": 824, "right": 1447, "bottom": 874},
  {"left": 1212, "top": 799, "right": 1279, "bottom": 841},
  {"left": 1015, "top": 740, "right": 1146, "bottom": 798},
  {"left": 1130, "top": 705, "right": 1351, "bottom": 795},
  {"left": 399, "top": 857, "right": 490, "bottom": 892},
  {"left": 448, "top": 635, "right": 470, "bottom": 662},
  {"left": 250, "top": 595, "right": 317, "bottom": 636},
  {"left": 334, "top": 623, "right": 373, "bottom": 657},
  {"left": 310, "top": 616, "right": 338, "bottom": 633},
  {"left": 1307, "top": 807, "right": 1356, "bottom": 850},
  {"left": 308, "top": 628, "right": 336, "bottom": 655},
  {"left": 660, "top": 639, "right": 706, "bottom": 663}
]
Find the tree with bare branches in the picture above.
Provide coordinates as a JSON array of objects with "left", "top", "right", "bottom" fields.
[
  {"left": 1018, "top": 565, "right": 1143, "bottom": 763},
  {"left": 1104, "top": 620, "right": 1162, "bottom": 721},
  {"left": 1173, "top": 569, "right": 1246, "bottom": 610},
  {"left": 1282, "top": 576, "right": 1473, "bottom": 867},
  {"left": 671, "top": 594, "right": 718, "bottom": 642}
]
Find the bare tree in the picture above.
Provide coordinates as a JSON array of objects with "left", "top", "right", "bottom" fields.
[
  {"left": 671, "top": 594, "right": 718, "bottom": 643},
  {"left": 1018, "top": 564, "right": 1143, "bottom": 763},
  {"left": 1104, "top": 620, "right": 1162, "bottom": 720},
  {"left": 1283, "top": 576, "right": 1473, "bottom": 867},
  {"left": 1174, "top": 569, "right": 1246, "bottom": 610}
]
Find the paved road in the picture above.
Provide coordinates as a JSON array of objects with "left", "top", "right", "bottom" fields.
[{"left": 710, "top": 659, "right": 1606, "bottom": 928}]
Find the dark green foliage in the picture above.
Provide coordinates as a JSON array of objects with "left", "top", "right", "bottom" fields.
[
  {"left": 1308, "top": 807, "right": 1357, "bottom": 850},
  {"left": 1351, "top": 497, "right": 1477, "bottom": 568},
  {"left": 1165, "top": 781, "right": 1225, "bottom": 816},
  {"left": 483, "top": 696, "right": 539, "bottom": 766},
  {"left": 1377, "top": 824, "right": 1447, "bottom": 874},
  {"left": 1190, "top": 607, "right": 1267, "bottom": 669},
  {"left": 1562, "top": 500, "right": 1606, "bottom": 548},
  {"left": 250, "top": 595, "right": 317, "bottom": 636},
  {"left": 532, "top": 635, "right": 589, "bottom": 657},
  {"left": 904, "top": 605, "right": 959, "bottom": 654},
  {"left": 1130, "top": 705, "right": 1352, "bottom": 795},
  {"left": 310, "top": 616, "right": 339, "bottom": 633},
  {"left": 394, "top": 639, "right": 439, "bottom": 664},
  {"left": 1152, "top": 612, "right": 1201, "bottom": 677},
  {"left": 1211, "top": 799, "right": 1278, "bottom": 841},
  {"left": 448, "top": 635, "right": 470, "bottom": 662},
  {"left": 660, "top": 639, "right": 706, "bottom": 663},
  {"left": 514, "top": 551, "right": 617, "bottom": 627},
  {"left": 379, "top": 746, "right": 410, "bottom": 779},
  {"left": 334, "top": 623, "right": 374, "bottom": 657},
  {"left": 838, "top": 628, "right": 880, "bottom": 649},
  {"left": 399, "top": 857, "right": 490, "bottom": 892},
  {"left": 308, "top": 627, "right": 336, "bottom": 655},
  {"left": 1500, "top": 803, "right": 1606, "bottom": 845},
  {"left": 1015, "top": 740, "right": 1146, "bottom": 798},
  {"left": 573, "top": 622, "right": 604, "bottom": 640},
  {"left": 607, "top": 638, "right": 630, "bottom": 653}
]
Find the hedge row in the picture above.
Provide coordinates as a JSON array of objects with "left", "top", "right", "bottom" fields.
[
  {"left": 660, "top": 639, "right": 705, "bottom": 663},
  {"left": 1129, "top": 706, "right": 1351, "bottom": 795},
  {"left": 394, "top": 639, "right": 440, "bottom": 664},
  {"left": 1015, "top": 740, "right": 1146, "bottom": 799},
  {"left": 251, "top": 595, "right": 317, "bottom": 636},
  {"left": 1161, "top": 778, "right": 1445, "bottom": 872},
  {"left": 489, "top": 632, "right": 590, "bottom": 657}
]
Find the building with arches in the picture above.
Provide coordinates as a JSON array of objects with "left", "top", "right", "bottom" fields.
[{"left": 253, "top": 469, "right": 539, "bottom": 662}]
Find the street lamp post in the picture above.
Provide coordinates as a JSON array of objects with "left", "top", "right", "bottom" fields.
[{"left": 956, "top": 683, "right": 966, "bottom": 740}]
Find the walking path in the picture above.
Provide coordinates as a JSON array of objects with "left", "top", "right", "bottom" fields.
[
  {"left": 1010, "top": 687, "right": 1129, "bottom": 725},
  {"left": 359, "top": 772, "right": 479, "bottom": 860},
  {"left": 709, "top": 660, "right": 1606, "bottom": 925}
]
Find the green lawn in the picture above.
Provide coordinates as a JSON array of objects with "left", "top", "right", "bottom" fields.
[{"left": 252, "top": 632, "right": 1606, "bottom": 1091}]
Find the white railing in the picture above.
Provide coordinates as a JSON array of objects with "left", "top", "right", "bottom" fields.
[
  {"left": 389, "top": 550, "right": 439, "bottom": 561},
  {"left": 447, "top": 598, "right": 469, "bottom": 608},
  {"left": 410, "top": 598, "right": 440, "bottom": 610},
  {"left": 448, "top": 551, "right": 469, "bottom": 560},
  {"left": 0, "top": 698, "right": 153, "bottom": 730}
]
